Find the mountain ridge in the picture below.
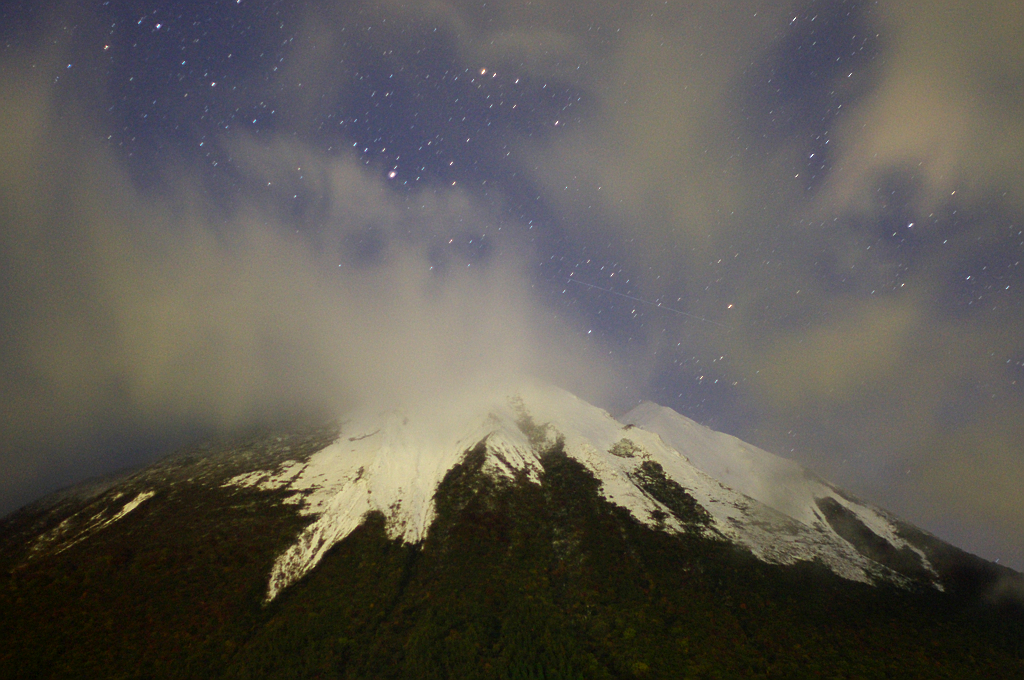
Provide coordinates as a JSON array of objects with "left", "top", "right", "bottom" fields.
[{"left": 2, "top": 383, "right": 1022, "bottom": 678}]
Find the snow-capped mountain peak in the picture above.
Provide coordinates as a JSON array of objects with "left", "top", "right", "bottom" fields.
[{"left": 224, "top": 382, "right": 940, "bottom": 601}]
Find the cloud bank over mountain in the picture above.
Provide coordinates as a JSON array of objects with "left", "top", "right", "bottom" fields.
[{"left": 0, "top": 44, "right": 622, "bottom": 512}]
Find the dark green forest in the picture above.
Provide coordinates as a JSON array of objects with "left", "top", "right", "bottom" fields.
[{"left": 1, "top": 431, "right": 1022, "bottom": 679}]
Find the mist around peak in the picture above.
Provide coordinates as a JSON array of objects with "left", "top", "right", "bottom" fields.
[{"left": 0, "top": 55, "right": 626, "bottom": 518}]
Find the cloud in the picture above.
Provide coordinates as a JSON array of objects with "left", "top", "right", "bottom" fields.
[
  {"left": 913, "top": 407, "right": 1024, "bottom": 572},
  {"left": 0, "top": 39, "right": 623, "bottom": 515},
  {"left": 823, "top": 1, "right": 1024, "bottom": 214}
]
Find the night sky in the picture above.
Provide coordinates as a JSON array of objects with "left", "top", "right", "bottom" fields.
[{"left": 2, "top": 1, "right": 1022, "bottom": 571}]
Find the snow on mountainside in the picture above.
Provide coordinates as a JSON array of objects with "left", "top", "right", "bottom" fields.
[
  {"left": 225, "top": 382, "right": 940, "bottom": 601},
  {"left": 621, "top": 401, "right": 926, "bottom": 567}
]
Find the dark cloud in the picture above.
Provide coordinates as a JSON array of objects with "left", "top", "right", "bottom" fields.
[{"left": 1, "top": 0, "right": 1021, "bottom": 571}]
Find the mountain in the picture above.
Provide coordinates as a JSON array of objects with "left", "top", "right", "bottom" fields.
[{"left": 1, "top": 382, "right": 1022, "bottom": 678}]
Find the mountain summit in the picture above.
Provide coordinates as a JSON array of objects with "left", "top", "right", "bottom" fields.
[
  {"left": 2, "top": 383, "right": 1022, "bottom": 678},
  {"left": 224, "top": 382, "right": 939, "bottom": 602}
]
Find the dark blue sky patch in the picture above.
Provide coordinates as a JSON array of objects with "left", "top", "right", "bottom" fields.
[{"left": 742, "top": 0, "right": 881, "bottom": 192}]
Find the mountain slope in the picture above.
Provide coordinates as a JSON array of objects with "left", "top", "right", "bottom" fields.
[
  {"left": 1, "top": 384, "right": 1022, "bottom": 678},
  {"left": 224, "top": 382, "right": 938, "bottom": 601}
]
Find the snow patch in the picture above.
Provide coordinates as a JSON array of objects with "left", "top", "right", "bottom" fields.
[{"left": 29, "top": 490, "right": 156, "bottom": 558}]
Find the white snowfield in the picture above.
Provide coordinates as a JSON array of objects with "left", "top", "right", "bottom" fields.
[{"left": 226, "top": 382, "right": 939, "bottom": 601}]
